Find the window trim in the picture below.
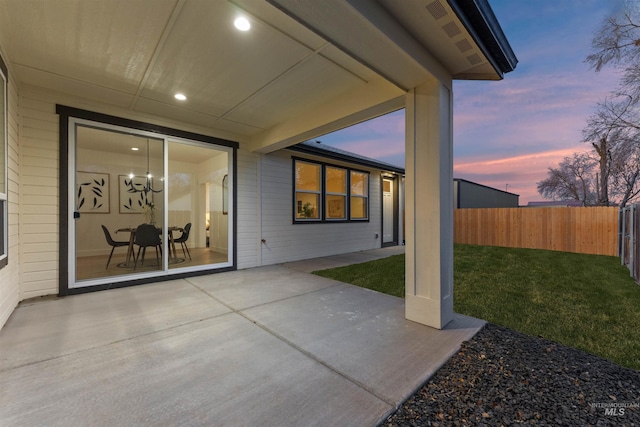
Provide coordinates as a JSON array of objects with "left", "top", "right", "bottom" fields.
[
  {"left": 0, "top": 52, "right": 8, "bottom": 269},
  {"left": 349, "top": 170, "right": 369, "bottom": 221},
  {"left": 292, "top": 157, "right": 370, "bottom": 224},
  {"left": 293, "top": 159, "right": 322, "bottom": 221},
  {"left": 325, "top": 166, "right": 347, "bottom": 221}
]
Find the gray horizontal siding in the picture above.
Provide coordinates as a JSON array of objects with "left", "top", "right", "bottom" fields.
[{"left": 258, "top": 151, "right": 382, "bottom": 265}]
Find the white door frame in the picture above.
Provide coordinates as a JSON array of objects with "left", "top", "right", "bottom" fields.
[{"left": 381, "top": 175, "right": 398, "bottom": 246}]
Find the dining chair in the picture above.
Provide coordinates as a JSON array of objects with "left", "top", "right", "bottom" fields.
[
  {"left": 133, "top": 223, "right": 162, "bottom": 268},
  {"left": 101, "top": 225, "right": 129, "bottom": 269},
  {"left": 173, "top": 223, "right": 192, "bottom": 260}
]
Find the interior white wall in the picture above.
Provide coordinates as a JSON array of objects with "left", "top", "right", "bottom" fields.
[
  {"left": 195, "top": 153, "right": 228, "bottom": 254},
  {"left": 73, "top": 139, "right": 230, "bottom": 260},
  {"left": 75, "top": 145, "right": 162, "bottom": 257}
]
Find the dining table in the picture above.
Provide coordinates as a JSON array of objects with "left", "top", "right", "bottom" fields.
[{"left": 116, "top": 225, "right": 184, "bottom": 267}]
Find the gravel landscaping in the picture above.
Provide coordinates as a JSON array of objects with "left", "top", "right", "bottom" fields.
[{"left": 385, "top": 323, "right": 640, "bottom": 426}]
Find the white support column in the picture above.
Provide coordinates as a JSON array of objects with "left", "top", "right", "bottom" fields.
[{"left": 405, "top": 78, "right": 454, "bottom": 329}]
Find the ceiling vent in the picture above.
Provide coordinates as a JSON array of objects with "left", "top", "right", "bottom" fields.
[
  {"left": 456, "top": 39, "right": 473, "bottom": 53},
  {"left": 442, "top": 21, "right": 461, "bottom": 38},
  {"left": 426, "top": 0, "right": 448, "bottom": 20},
  {"left": 467, "top": 53, "right": 482, "bottom": 65}
]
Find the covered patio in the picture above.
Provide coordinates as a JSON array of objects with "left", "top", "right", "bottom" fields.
[
  {"left": 0, "top": 249, "right": 484, "bottom": 426},
  {"left": 0, "top": 0, "right": 516, "bottom": 332}
]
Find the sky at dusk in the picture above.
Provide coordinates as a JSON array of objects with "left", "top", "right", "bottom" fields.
[{"left": 316, "top": 0, "right": 625, "bottom": 205}]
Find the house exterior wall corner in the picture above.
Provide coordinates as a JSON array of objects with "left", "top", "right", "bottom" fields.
[{"left": 0, "top": 58, "right": 21, "bottom": 329}]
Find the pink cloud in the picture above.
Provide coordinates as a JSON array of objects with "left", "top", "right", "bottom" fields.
[{"left": 454, "top": 146, "right": 584, "bottom": 205}]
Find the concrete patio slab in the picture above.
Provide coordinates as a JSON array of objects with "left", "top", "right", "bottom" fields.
[
  {"left": 186, "top": 264, "right": 341, "bottom": 310},
  {"left": 0, "top": 247, "right": 483, "bottom": 426},
  {"left": 243, "top": 283, "right": 484, "bottom": 405},
  {"left": 0, "top": 313, "right": 389, "bottom": 427},
  {"left": 0, "top": 279, "right": 231, "bottom": 371}
]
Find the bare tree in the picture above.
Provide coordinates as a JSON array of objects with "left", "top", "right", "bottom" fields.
[
  {"left": 584, "top": 96, "right": 638, "bottom": 134},
  {"left": 582, "top": 101, "right": 631, "bottom": 205},
  {"left": 586, "top": 11, "right": 640, "bottom": 74},
  {"left": 592, "top": 136, "right": 612, "bottom": 205},
  {"left": 609, "top": 136, "right": 640, "bottom": 206},
  {"left": 580, "top": 7, "right": 640, "bottom": 207},
  {"left": 537, "top": 153, "right": 597, "bottom": 206},
  {"left": 537, "top": 6, "right": 640, "bottom": 207}
]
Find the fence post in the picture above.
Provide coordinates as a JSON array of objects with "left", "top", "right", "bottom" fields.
[
  {"left": 619, "top": 208, "right": 623, "bottom": 261},
  {"left": 620, "top": 207, "right": 626, "bottom": 265},
  {"left": 635, "top": 205, "right": 640, "bottom": 283},
  {"left": 631, "top": 205, "right": 635, "bottom": 278}
]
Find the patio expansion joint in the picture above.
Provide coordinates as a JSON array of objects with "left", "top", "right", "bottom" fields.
[
  {"left": 184, "top": 276, "right": 346, "bottom": 312},
  {"left": 185, "top": 279, "right": 397, "bottom": 408}
]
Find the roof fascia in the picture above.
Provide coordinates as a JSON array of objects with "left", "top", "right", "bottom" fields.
[
  {"left": 447, "top": 0, "right": 518, "bottom": 78},
  {"left": 288, "top": 144, "right": 405, "bottom": 174}
]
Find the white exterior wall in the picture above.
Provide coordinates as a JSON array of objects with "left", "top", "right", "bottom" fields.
[
  {"left": 13, "top": 85, "right": 249, "bottom": 303},
  {"left": 236, "top": 148, "right": 259, "bottom": 269},
  {"left": 18, "top": 87, "right": 60, "bottom": 300},
  {"left": 0, "top": 60, "right": 20, "bottom": 328},
  {"left": 258, "top": 150, "right": 382, "bottom": 265}
]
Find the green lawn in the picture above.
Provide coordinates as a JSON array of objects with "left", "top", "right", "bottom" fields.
[{"left": 313, "top": 244, "right": 640, "bottom": 370}]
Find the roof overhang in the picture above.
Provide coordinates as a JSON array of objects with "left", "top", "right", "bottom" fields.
[
  {"left": 447, "top": 0, "right": 518, "bottom": 79},
  {"left": 269, "top": 0, "right": 518, "bottom": 88},
  {"left": 0, "top": 0, "right": 516, "bottom": 152},
  {"left": 289, "top": 141, "right": 405, "bottom": 174}
]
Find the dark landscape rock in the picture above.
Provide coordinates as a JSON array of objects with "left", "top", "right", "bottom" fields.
[{"left": 385, "top": 323, "right": 640, "bottom": 426}]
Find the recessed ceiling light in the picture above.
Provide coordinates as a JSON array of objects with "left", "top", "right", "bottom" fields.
[
  {"left": 234, "top": 17, "right": 251, "bottom": 31},
  {"left": 131, "top": 147, "right": 139, "bottom": 151},
  {"left": 174, "top": 93, "right": 187, "bottom": 101}
]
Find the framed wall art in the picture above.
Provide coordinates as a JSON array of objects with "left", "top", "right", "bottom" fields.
[
  {"left": 77, "top": 171, "right": 110, "bottom": 213},
  {"left": 119, "top": 175, "right": 153, "bottom": 213}
]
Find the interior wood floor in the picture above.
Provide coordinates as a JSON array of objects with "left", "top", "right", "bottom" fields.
[{"left": 76, "top": 247, "right": 229, "bottom": 281}]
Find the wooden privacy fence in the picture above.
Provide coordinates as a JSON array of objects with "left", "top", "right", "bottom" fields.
[{"left": 454, "top": 207, "right": 619, "bottom": 256}]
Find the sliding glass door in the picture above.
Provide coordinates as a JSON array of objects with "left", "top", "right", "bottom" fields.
[
  {"left": 69, "top": 119, "right": 233, "bottom": 289},
  {"left": 167, "top": 140, "right": 231, "bottom": 270}
]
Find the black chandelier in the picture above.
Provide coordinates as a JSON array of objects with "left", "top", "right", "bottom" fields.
[{"left": 125, "top": 138, "right": 163, "bottom": 195}]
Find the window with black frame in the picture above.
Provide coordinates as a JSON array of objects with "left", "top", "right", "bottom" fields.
[
  {"left": 294, "top": 160, "right": 321, "bottom": 220},
  {"left": 293, "top": 159, "right": 369, "bottom": 223},
  {"left": 325, "top": 166, "right": 347, "bottom": 220},
  {"left": 350, "top": 171, "right": 369, "bottom": 220}
]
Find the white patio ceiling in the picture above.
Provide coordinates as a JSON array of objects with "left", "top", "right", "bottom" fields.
[{"left": 0, "top": 0, "right": 505, "bottom": 149}]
